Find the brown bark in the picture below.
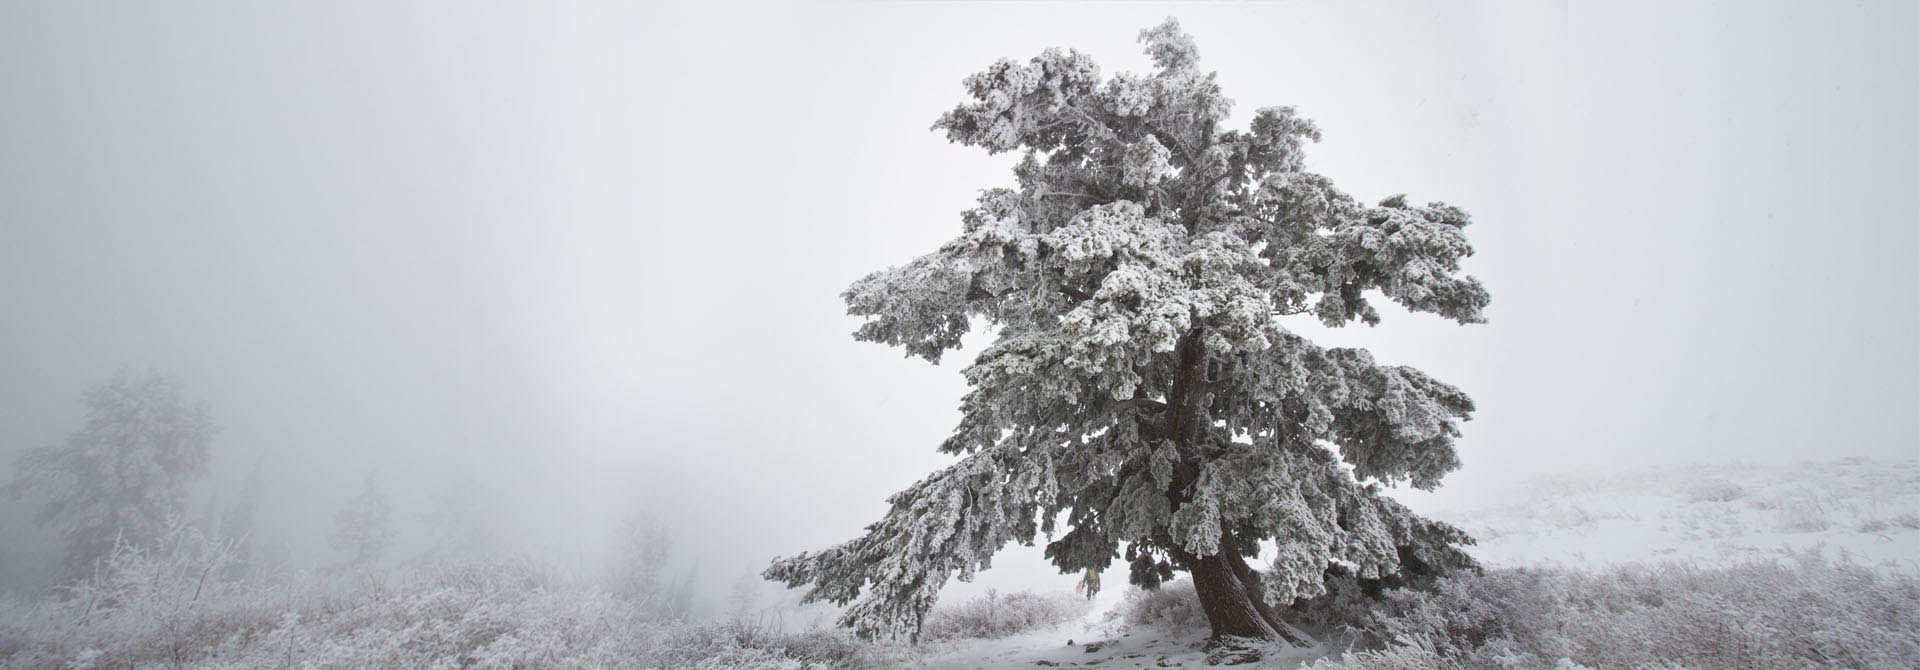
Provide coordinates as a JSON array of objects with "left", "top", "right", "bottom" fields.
[
  {"left": 1168, "top": 533, "right": 1313, "bottom": 646},
  {"left": 1221, "top": 538, "right": 1314, "bottom": 647},
  {"left": 1183, "top": 543, "right": 1281, "bottom": 639},
  {"left": 1161, "top": 329, "right": 1313, "bottom": 646}
]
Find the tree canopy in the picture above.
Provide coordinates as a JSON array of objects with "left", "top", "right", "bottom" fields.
[
  {"left": 767, "top": 20, "right": 1488, "bottom": 642},
  {"left": 6, "top": 369, "right": 217, "bottom": 580}
]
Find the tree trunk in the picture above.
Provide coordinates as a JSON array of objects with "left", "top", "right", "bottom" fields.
[
  {"left": 1175, "top": 533, "right": 1314, "bottom": 647},
  {"left": 1163, "top": 328, "right": 1314, "bottom": 648},
  {"left": 1185, "top": 545, "right": 1280, "bottom": 639},
  {"left": 1221, "top": 541, "right": 1314, "bottom": 647}
]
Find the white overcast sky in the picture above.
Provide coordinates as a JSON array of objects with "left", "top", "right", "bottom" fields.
[{"left": 1, "top": 1, "right": 1914, "bottom": 595}]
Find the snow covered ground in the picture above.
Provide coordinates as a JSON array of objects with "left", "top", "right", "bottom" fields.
[
  {"left": 1433, "top": 457, "right": 1919, "bottom": 571},
  {"left": 910, "top": 603, "right": 1329, "bottom": 670},
  {"left": 905, "top": 457, "right": 1920, "bottom": 669},
  {"left": 911, "top": 617, "right": 1283, "bottom": 670},
  {"left": 3, "top": 457, "right": 1910, "bottom": 668}
]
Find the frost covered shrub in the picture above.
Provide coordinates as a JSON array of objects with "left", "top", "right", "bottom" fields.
[
  {"left": 1328, "top": 555, "right": 1920, "bottom": 669},
  {"left": 0, "top": 548, "right": 642, "bottom": 668},
  {"left": 0, "top": 521, "right": 286, "bottom": 668},
  {"left": 1305, "top": 645, "right": 1599, "bottom": 670},
  {"left": 1682, "top": 478, "right": 1746, "bottom": 503},
  {"left": 0, "top": 598, "right": 60, "bottom": 666},
  {"left": 919, "top": 589, "right": 1090, "bottom": 640},
  {"left": 1284, "top": 568, "right": 1414, "bottom": 647},
  {"left": 292, "top": 560, "right": 648, "bottom": 668},
  {"left": 1118, "top": 578, "right": 1206, "bottom": 630},
  {"left": 0, "top": 539, "right": 879, "bottom": 669},
  {"left": 1776, "top": 500, "right": 1837, "bottom": 533},
  {"left": 1302, "top": 642, "right": 1464, "bottom": 670},
  {"left": 658, "top": 619, "right": 870, "bottom": 669}
]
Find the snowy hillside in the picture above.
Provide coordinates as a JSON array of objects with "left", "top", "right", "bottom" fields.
[
  {"left": 2, "top": 457, "right": 1912, "bottom": 668},
  {"left": 908, "top": 457, "right": 1920, "bottom": 669},
  {"left": 1433, "top": 457, "right": 1918, "bottom": 571}
]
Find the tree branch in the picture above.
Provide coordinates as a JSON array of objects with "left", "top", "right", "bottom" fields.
[
  {"left": 1069, "top": 105, "right": 1127, "bottom": 148},
  {"left": 1111, "top": 398, "right": 1168, "bottom": 415}
]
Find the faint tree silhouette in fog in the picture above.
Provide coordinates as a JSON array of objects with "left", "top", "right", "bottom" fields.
[
  {"left": 216, "top": 459, "right": 265, "bottom": 571},
  {"left": 415, "top": 475, "right": 503, "bottom": 563},
  {"left": 609, "top": 509, "right": 697, "bottom": 620},
  {"left": 6, "top": 369, "right": 217, "bottom": 581},
  {"left": 329, "top": 473, "right": 397, "bottom": 569}
]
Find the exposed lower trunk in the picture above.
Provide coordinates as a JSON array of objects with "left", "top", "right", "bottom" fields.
[
  {"left": 1177, "top": 533, "right": 1314, "bottom": 647},
  {"left": 1185, "top": 547, "right": 1279, "bottom": 639},
  {"left": 1160, "top": 328, "right": 1313, "bottom": 647},
  {"left": 1144, "top": 330, "right": 1313, "bottom": 648},
  {"left": 1221, "top": 543, "right": 1314, "bottom": 647}
]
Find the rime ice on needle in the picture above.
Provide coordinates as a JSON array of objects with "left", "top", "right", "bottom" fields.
[{"left": 768, "top": 19, "right": 1490, "bottom": 643}]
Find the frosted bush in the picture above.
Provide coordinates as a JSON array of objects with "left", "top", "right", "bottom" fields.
[
  {"left": 1682, "top": 478, "right": 1745, "bottom": 503},
  {"left": 0, "top": 537, "right": 879, "bottom": 669},
  {"left": 659, "top": 620, "right": 870, "bottom": 669},
  {"left": 1302, "top": 641, "right": 1459, "bottom": 670},
  {"left": 1540, "top": 504, "right": 1597, "bottom": 530},
  {"left": 1118, "top": 578, "right": 1206, "bottom": 630},
  {"left": 1775, "top": 498, "right": 1836, "bottom": 533},
  {"left": 919, "top": 589, "right": 1090, "bottom": 640},
  {"left": 1328, "top": 553, "right": 1920, "bottom": 669},
  {"left": 1306, "top": 645, "right": 1601, "bottom": 670},
  {"left": 0, "top": 598, "right": 61, "bottom": 667}
]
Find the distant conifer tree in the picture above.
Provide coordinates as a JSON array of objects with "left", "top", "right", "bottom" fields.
[
  {"left": 330, "top": 473, "right": 396, "bottom": 568},
  {"left": 7, "top": 369, "right": 217, "bottom": 581}
]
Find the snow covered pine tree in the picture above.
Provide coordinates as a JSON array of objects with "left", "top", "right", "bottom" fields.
[
  {"left": 767, "top": 20, "right": 1488, "bottom": 646},
  {"left": 6, "top": 369, "right": 217, "bottom": 581}
]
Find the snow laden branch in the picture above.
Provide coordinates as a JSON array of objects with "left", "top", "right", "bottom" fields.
[
  {"left": 764, "top": 445, "right": 1056, "bottom": 641},
  {"left": 773, "top": 19, "right": 1492, "bottom": 644}
]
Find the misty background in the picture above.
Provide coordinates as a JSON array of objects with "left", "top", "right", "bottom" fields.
[{"left": 2, "top": 0, "right": 1914, "bottom": 610}]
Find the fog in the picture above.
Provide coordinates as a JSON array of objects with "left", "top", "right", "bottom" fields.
[{"left": 2, "top": 0, "right": 1913, "bottom": 610}]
